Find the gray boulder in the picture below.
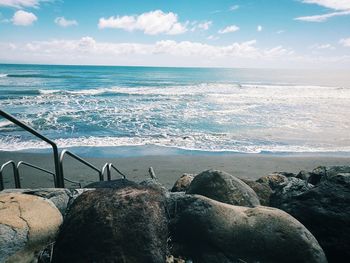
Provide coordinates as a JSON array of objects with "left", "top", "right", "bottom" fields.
[
  {"left": 171, "top": 174, "right": 195, "bottom": 192},
  {"left": 186, "top": 170, "right": 260, "bottom": 207},
  {"left": 166, "top": 193, "right": 327, "bottom": 263},
  {"left": 271, "top": 172, "right": 350, "bottom": 263},
  {"left": 52, "top": 186, "right": 168, "bottom": 263}
]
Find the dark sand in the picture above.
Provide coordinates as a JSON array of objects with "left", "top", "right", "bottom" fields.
[{"left": 1, "top": 150, "right": 349, "bottom": 189}]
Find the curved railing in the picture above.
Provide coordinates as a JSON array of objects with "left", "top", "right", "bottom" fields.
[
  {"left": 17, "top": 161, "right": 82, "bottom": 188},
  {"left": 0, "top": 160, "right": 20, "bottom": 190},
  {"left": 0, "top": 109, "right": 127, "bottom": 190},
  {"left": 59, "top": 150, "right": 103, "bottom": 182}
]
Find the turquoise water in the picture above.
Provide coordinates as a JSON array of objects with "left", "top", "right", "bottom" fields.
[{"left": 1, "top": 64, "right": 350, "bottom": 154}]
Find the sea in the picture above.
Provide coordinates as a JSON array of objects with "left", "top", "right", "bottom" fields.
[{"left": 0, "top": 64, "right": 350, "bottom": 156}]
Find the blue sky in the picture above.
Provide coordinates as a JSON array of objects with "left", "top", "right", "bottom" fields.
[{"left": 0, "top": 0, "right": 350, "bottom": 68}]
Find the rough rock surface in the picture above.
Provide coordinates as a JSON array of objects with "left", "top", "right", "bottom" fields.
[
  {"left": 2, "top": 188, "right": 92, "bottom": 216},
  {"left": 166, "top": 193, "right": 327, "bottom": 263},
  {"left": 240, "top": 178, "right": 273, "bottom": 206},
  {"left": 186, "top": 170, "right": 260, "bottom": 207},
  {"left": 256, "top": 172, "right": 290, "bottom": 190},
  {"left": 307, "top": 166, "right": 350, "bottom": 185},
  {"left": 271, "top": 172, "right": 350, "bottom": 263},
  {"left": 84, "top": 178, "right": 138, "bottom": 189},
  {"left": 270, "top": 177, "right": 314, "bottom": 207},
  {"left": 52, "top": 186, "right": 168, "bottom": 263},
  {"left": 171, "top": 174, "right": 195, "bottom": 192},
  {"left": 0, "top": 193, "right": 63, "bottom": 263}
]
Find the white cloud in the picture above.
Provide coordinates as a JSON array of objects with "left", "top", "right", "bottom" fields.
[
  {"left": 0, "top": 36, "right": 295, "bottom": 67},
  {"left": 295, "top": 10, "right": 350, "bottom": 22},
  {"left": 54, "top": 17, "right": 78, "bottom": 27},
  {"left": 197, "top": 21, "right": 212, "bottom": 30},
  {"left": 297, "top": 0, "right": 350, "bottom": 22},
  {"left": 301, "top": 0, "right": 350, "bottom": 11},
  {"left": 230, "top": 5, "right": 239, "bottom": 11},
  {"left": 12, "top": 10, "right": 37, "bottom": 26},
  {"left": 0, "top": 0, "right": 49, "bottom": 8},
  {"left": 218, "top": 25, "right": 240, "bottom": 34},
  {"left": 310, "top": 43, "right": 335, "bottom": 50},
  {"left": 276, "top": 30, "right": 285, "bottom": 34},
  {"left": 98, "top": 10, "right": 187, "bottom": 35},
  {"left": 257, "top": 25, "right": 263, "bottom": 32},
  {"left": 339, "top": 38, "right": 350, "bottom": 47},
  {"left": 207, "top": 35, "right": 219, "bottom": 40}
]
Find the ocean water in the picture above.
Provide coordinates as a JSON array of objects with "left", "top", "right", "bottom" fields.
[{"left": 0, "top": 64, "right": 350, "bottom": 155}]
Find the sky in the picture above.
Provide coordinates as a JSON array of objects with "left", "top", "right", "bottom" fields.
[{"left": 0, "top": 0, "right": 350, "bottom": 68}]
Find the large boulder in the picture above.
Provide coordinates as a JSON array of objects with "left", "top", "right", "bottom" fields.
[
  {"left": 171, "top": 174, "right": 195, "bottom": 192},
  {"left": 186, "top": 170, "right": 260, "bottom": 207},
  {"left": 271, "top": 172, "right": 350, "bottom": 262},
  {"left": 52, "top": 186, "right": 168, "bottom": 263},
  {"left": 166, "top": 193, "right": 327, "bottom": 263},
  {"left": 0, "top": 193, "right": 63, "bottom": 263}
]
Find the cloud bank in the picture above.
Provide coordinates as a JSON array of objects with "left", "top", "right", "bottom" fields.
[{"left": 98, "top": 10, "right": 187, "bottom": 35}]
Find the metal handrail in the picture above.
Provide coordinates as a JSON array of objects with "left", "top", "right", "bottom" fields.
[
  {"left": 0, "top": 110, "right": 63, "bottom": 187},
  {"left": 60, "top": 150, "right": 102, "bottom": 184},
  {"left": 108, "top": 163, "right": 127, "bottom": 180},
  {"left": 17, "top": 161, "right": 82, "bottom": 188},
  {"left": 17, "top": 161, "right": 55, "bottom": 187},
  {"left": 0, "top": 160, "right": 20, "bottom": 190}
]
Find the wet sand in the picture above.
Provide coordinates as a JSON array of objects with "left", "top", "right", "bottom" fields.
[{"left": 0, "top": 150, "right": 349, "bottom": 189}]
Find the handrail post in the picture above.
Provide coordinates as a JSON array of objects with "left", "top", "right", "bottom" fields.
[{"left": 107, "top": 163, "right": 112, "bottom": 181}]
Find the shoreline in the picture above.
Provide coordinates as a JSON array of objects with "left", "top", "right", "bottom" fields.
[{"left": 1, "top": 149, "right": 349, "bottom": 189}]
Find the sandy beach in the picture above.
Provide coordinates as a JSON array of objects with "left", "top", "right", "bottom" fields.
[{"left": 0, "top": 150, "right": 349, "bottom": 189}]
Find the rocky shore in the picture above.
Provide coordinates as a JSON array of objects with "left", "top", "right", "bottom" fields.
[{"left": 1, "top": 165, "right": 349, "bottom": 263}]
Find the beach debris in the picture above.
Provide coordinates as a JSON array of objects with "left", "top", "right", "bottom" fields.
[
  {"left": 148, "top": 166, "right": 156, "bottom": 179},
  {"left": 186, "top": 169, "right": 260, "bottom": 207}
]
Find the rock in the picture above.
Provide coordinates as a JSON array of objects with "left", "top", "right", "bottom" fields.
[
  {"left": 307, "top": 166, "right": 350, "bottom": 185},
  {"left": 52, "top": 186, "right": 168, "bottom": 263},
  {"left": 256, "top": 172, "right": 290, "bottom": 190},
  {"left": 271, "top": 172, "right": 350, "bottom": 263},
  {"left": 186, "top": 170, "right": 260, "bottom": 207},
  {"left": 84, "top": 178, "right": 138, "bottom": 189},
  {"left": 166, "top": 193, "right": 327, "bottom": 263},
  {"left": 1, "top": 188, "right": 93, "bottom": 216},
  {"left": 0, "top": 193, "right": 63, "bottom": 263},
  {"left": 171, "top": 174, "right": 195, "bottom": 192},
  {"left": 240, "top": 179, "right": 273, "bottom": 206},
  {"left": 270, "top": 177, "right": 314, "bottom": 208}
]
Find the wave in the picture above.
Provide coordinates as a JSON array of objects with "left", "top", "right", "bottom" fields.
[
  {"left": 0, "top": 74, "right": 8, "bottom": 78},
  {"left": 1, "top": 135, "right": 350, "bottom": 154}
]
